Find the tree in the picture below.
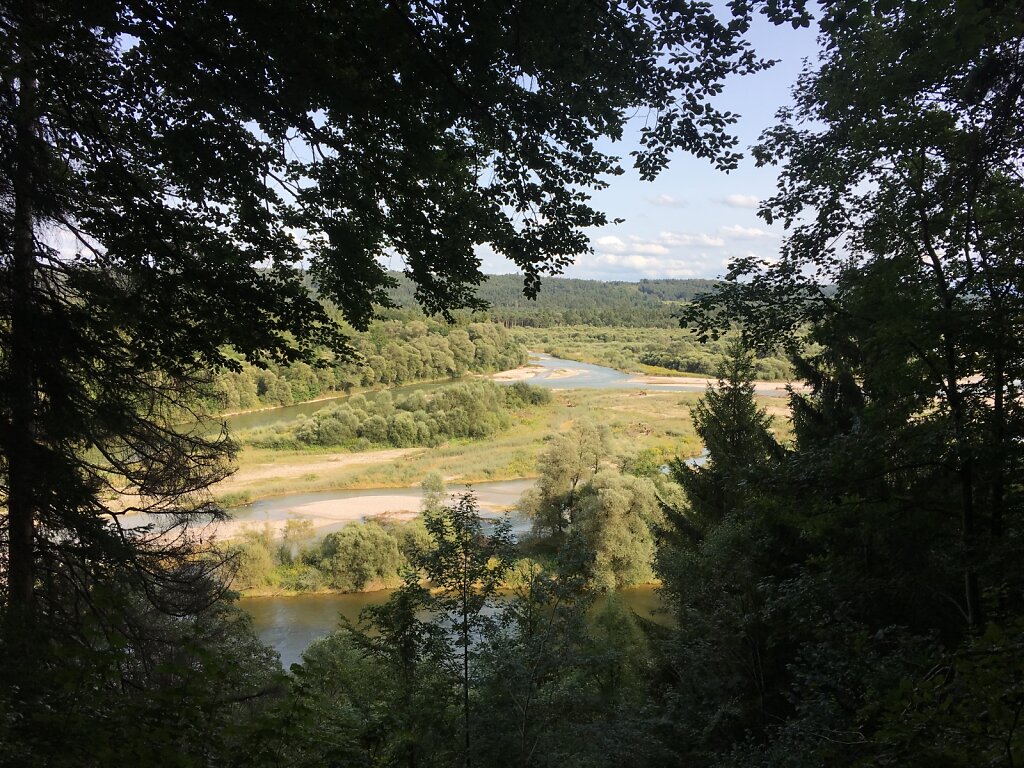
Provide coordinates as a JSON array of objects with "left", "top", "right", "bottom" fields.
[
  {"left": 472, "top": 557, "right": 667, "bottom": 768},
  {"left": 674, "top": 2, "right": 1024, "bottom": 762},
  {"left": 1, "top": 1, "right": 800, "bottom": 624},
  {"left": 683, "top": 0, "right": 1024, "bottom": 629},
  {"left": 419, "top": 493, "right": 513, "bottom": 768},
  {"left": 575, "top": 470, "right": 662, "bottom": 589},
  {"left": 654, "top": 344, "right": 790, "bottom": 761},
  {"left": 421, "top": 471, "right": 447, "bottom": 518},
  {"left": 522, "top": 420, "right": 613, "bottom": 539},
  {"left": 279, "top": 517, "right": 315, "bottom": 565},
  {"left": 275, "top": 587, "right": 457, "bottom": 768},
  {"left": 663, "top": 339, "right": 780, "bottom": 543}
]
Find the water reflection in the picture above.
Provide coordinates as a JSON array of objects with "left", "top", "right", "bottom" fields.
[{"left": 241, "top": 584, "right": 666, "bottom": 670}]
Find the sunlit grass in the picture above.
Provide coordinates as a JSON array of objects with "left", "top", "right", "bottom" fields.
[{"left": 217, "top": 386, "right": 792, "bottom": 504}]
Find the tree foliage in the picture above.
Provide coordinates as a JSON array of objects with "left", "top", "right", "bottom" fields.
[
  {"left": 1, "top": 0, "right": 789, "bottom": 660},
  {"left": 248, "top": 380, "right": 547, "bottom": 450},
  {"left": 387, "top": 272, "right": 724, "bottom": 328},
  {"left": 667, "top": 2, "right": 1024, "bottom": 763},
  {"left": 210, "top": 318, "right": 526, "bottom": 411},
  {"left": 522, "top": 420, "right": 666, "bottom": 588}
]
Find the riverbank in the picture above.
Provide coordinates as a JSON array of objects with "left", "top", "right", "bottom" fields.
[
  {"left": 490, "top": 356, "right": 805, "bottom": 393},
  {"left": 214, "top": 447, "right": 423, "bottom": 505},
  {"left": 214, "top": 386, "right": 708, "bottom": 507},
  {"left": 237, "top": 577, "right": 663, "bottom": 600},
  {"left": 204, "top": 355, "right": 791, "bottom": 525},
  {"left": 214, "top": 494, "right": 421, "bottom": 539}
]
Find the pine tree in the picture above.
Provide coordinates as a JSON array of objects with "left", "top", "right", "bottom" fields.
[{"left": 664, "top": 339, "right": 779, "bottom": 543}]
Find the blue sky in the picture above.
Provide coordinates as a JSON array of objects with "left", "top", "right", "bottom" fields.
[{"left": 480, "top": 10, "right": 821, "bottom": 282}]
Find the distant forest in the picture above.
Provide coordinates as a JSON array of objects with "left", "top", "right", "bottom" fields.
[{"left": 385, "top": 273, "right": 722, "bottom": 328}]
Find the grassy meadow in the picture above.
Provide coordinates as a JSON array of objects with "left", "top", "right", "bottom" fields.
[{"left": 215, "top": 384, "right": 792, "bottom": 506}]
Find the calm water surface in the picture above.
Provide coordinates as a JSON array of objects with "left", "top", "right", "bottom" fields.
[{"left": 242, "top": 584, "right": 666, "bottom": 669}]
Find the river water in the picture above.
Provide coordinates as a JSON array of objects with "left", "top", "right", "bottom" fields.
[{"left": 242, "top": 584, "right": 667, "bottom": 669}]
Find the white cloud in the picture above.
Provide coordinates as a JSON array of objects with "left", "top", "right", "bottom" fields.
[
  {"left": 722, "top": 194, "right": 760, "bottom": 209},
  {"left": 657, "top": 231, "right": 725, "bottom": 248},
  {"left": 595, "top": 253, "right": 659, "bottom": 270},
  {"left": 648, "top": 193, "right": 687, "bottom": 208},
  {"left": 579, "top": 250, "right": 724, "bottom": 279},
  {"left": 628, "top": 241, "right": 670, "bottom": 255},
  {"left": 719, "top": 224, "right": 777, "bottom": 240},
  {"left": 594, "top": 235, "right": 627, "bottom": 253},
  {"left": 574, "top": 225, "right": 780, "bottom": 280}
]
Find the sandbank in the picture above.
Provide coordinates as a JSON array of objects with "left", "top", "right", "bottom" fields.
[{"left": 490, "top": 365, "right": 546, "bottom": 382}]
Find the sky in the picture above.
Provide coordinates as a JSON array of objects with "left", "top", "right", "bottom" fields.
[
  {"left": 479, "top": 10, "right": 821, "bottom": 282},
  {"left": 47, "top": 9, "right": 821, "bottom": 285}
]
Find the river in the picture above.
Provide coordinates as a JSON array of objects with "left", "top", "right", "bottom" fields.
[
  {"left": 242, "top": 584, "right": 667, "bottom": 669},
  {"left": 226, "top": 352, "right": 720, "bottom": 663}
]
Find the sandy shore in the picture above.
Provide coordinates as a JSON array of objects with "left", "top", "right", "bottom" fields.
[
  {"left": 490, "top": 364, "right": 581, "bottom": 382},
  {"left": 626, "top": 374, "right": 717, "bottom": 386},
  {"left": 545, "top": 368, "right": 581, "bottom": 380},
  {"left": 211, "top": 495, "right": 421, "bottom": 539},
  {"left": 490, "top": 365, "right": 546, "bottom": 382},
  {"left": 628, "top": 374, "right": 808, "bottom": 394},
  {"left": 207, "top": 483, "right": 523, "bottom": 540}
]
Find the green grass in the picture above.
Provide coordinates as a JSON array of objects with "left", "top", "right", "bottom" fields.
[{"left": 218, "top": 386, "right": 792, "bottom": 505}]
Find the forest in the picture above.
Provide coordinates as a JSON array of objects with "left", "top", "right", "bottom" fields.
[
  {"left": 208, "top": 318, "right": 526, "bottom": 411},
  {"left": 385, "top": 273, "right": 721, "bottom": 327},
  {"left": 2, "top": 1, "right": 1022, "bottom": 767}
]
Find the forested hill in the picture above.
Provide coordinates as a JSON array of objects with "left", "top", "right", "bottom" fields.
[{"left": 385, "top": 272, "right": 721, "bottom": 327}]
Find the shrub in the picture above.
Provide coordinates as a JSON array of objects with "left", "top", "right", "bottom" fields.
[{"left": 319, "top": 522, "right": 405, "bottom": 591}]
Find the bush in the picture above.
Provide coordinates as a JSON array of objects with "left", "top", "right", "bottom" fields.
[
  {"left": 387, "top": 412, "right": 419, "bottom": 447},
  {"left": 278, "top": 564, "right": 325, "bottom": 592},
  {"left": 358, "top": 414, "right": 389, "bottom": 443},
  {"left": 226, "top": 527, "right": 277, "bottom": 589},
  {"left": 319, "top": 522, "right": 405, "bottom": 591},
  {"left": 504, "top": 381, "right": 552, "bottom": 408},
  {"left": 248, "top": 380, "right": 546, "bottom": 451}
]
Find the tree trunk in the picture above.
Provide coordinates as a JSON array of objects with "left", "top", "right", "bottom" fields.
[
  {"left": 7, "top": 0, "right": 40, "bottom": 616},
  {"left": 463, "top": 574, "right": 471, "bottom": 768}
]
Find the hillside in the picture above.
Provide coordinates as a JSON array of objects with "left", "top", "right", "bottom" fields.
[{"left": 385, "top": 272, "right": 722, "bottom": 327}]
